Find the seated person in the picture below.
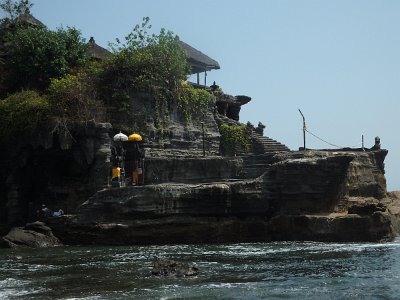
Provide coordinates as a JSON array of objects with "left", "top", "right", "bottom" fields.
[{"left": 52, "top": 209, "right": 64, "bottom": 218}]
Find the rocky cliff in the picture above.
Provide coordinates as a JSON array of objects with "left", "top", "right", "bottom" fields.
[
  {"left": 48, "top": 149, "right": 397, "bottom": 245},
  {"left": 0, "top": 91, "right": 276, "bottom": 228},
  {"left": 1, "top": 89, "right": 397, "bottom": 245},
  {"left": 0, "top": 121, "right": 112, "bottom": 226}
]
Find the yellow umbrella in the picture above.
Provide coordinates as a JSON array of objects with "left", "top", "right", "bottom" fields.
[{"left": 128, "top": 133, "right": 143, "bottom": 142}]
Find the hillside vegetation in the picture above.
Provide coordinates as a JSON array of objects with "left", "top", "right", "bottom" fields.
[{"left": 0, "top": 1, "right": 215, "bottom": 140}]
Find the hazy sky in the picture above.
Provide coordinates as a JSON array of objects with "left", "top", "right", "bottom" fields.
[{"left": 8, "top": 0, "right": 400, "bottom": 190}]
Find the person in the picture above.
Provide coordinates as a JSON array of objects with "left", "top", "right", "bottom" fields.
[
  {"left": 111, "top": 166, "right": 122, "bottom": 187},
  {"left": 52, "top": 209, "right": 64, "bottom": 218},
  {"left": 41, "top": 204, "right": 51, "bottom": 218},
  {"left": 132, "top": 163, "right": 139, "bottom": 185}
]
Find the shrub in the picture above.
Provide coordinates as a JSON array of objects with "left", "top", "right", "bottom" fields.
[
  {"left": 47, "top": 71, "right": 103, "bottom": 133},
  {"left": 219, "top": 124, "right": 251, "bottom": 156},
  {"left": 175, "top": 83, "right": 216, "bottom": 122},
  {"left": 0, "top": 90, "right": 49, "bottom": 139}
]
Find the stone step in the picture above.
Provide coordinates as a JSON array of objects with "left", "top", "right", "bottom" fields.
[{"left": 251, "top": 132, "right": 290, "bottom": 154}]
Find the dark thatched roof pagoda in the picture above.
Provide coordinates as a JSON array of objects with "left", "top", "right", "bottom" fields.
[
  {"left": 179, "top": 41, "right": 220, "bottom": 75},
  {"left": 0, "top": 11, "right": 45, "bottom": 29},
  {"left": 14, "top": 12, "right": 45, "bottom": 27},
  {"left": 87, "top": 37, "right": 111, "bottom": 60}
]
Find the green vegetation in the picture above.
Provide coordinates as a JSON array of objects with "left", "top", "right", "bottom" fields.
[
  {"left": 176, "top": 83, "right": 215, "bottom": 122},
  {"left": 219, "top": 124, "right": 251, "bottom": 156},
  {"left": 47, "top": 72, "right": 101, "bottom": 129},
  {"left": 101, "top": 17, "right": 212, "bottom": 130},
  {"left": 1, "top": 26, "right": 88, "bottom": 93},
  {"left": 105, "top": 17, "right": 188, "bottom": 93},
  {"left": 0, "top": 1, "right": 215, "bottom": 143},
  {"left": 0, "top": 90, "right": 49, "bottom": 138}
]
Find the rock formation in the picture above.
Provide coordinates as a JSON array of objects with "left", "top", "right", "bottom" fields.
[
  {"left": 1, "top": 221, "right": 62, "bottom": 248},
  {"left": 0, "top": 121, "right": 112, "bottom": 226},
  {"left": 45, "top": 149, "right": 397, "bottom": 245},
  {"left": 0, "top": 89, "right": 397, "bottom": 245},
  {"left": 2, "top": 11, "right": 396, "bottom": 246},
  {"left": 151, "top": 259, "right": 199, "bottom": 277}
]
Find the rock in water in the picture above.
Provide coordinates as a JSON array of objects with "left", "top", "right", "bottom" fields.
[
  {"left": 1, "top": 221, "right": 62, "bottom": 248},
  {"left": 151, "top": 259, "right": 199, "bottom": 277}
]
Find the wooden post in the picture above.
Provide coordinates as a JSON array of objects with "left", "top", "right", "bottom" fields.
[{"left": 197, "top": 73, "right": 200, "bottom": 85}]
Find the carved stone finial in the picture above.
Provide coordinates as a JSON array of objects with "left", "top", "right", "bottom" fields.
[{"left": 371, "top": 136, "right": 381, "bottom": 151}]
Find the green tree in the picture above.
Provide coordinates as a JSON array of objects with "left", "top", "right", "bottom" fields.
[
  {"left": 100, "top": 17, "right": 189, "bottom": 128},
  {"left": 104, "top": 16, "right": 188, "bottom": 93},
  {"left": 1, "top": 26, "right": 88, "bottom": 93}
]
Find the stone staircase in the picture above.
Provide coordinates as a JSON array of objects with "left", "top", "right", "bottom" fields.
[
  {"left": 251, "top": 132, "right": 290, "bottom": 154},
  {"left": 214, "top": 113, "right": 290, "bottom": 154}
]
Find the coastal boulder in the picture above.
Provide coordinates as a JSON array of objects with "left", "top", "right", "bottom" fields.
[
  {"left": 151, "top": 259, "right": 199, "bottom": 277},
  {"left": 1, "top": 221, "right": 62, "bottom": 248}
]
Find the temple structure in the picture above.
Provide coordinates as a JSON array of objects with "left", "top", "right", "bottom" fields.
[
  {"left": 87, "top": 37, "right": 111, "bottom": 61},
  {"left": 5, "top": 13, "right": 395, "bottom": 246},
  {"left": 179, "top": 41, "right": 220, "bottom": 86}
]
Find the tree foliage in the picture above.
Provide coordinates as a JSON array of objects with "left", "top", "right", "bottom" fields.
[
  {"left": 105, "top": 17, "right": 189, "bottom": 92},
  {"left": 47, "top": 71, "right": 101, "bottom": 126},
  {"left": 0, "top": 26, "right": 88, "bottom": 94},
  {"left": 100, "top": 17, "right": 190, "bottom": 129},
  {"left": 0, "top": 90, "right": 49, "bottom": 139},
  {"left": 0, "top": 13, "right": 215, "bottom": 141}
]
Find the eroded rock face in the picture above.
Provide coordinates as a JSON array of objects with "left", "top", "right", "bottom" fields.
[
  {"left": 0, "top": 101, "right": 393, "bottom": 245},
  {"left": 0, "top": 122, "right": 112, "bottom": 226},
  {"left": 55, "top": 150, "right": 396, "bottom": 245},
  {"left": 268, "top": 212, "right": 394, "bottom": 242}
]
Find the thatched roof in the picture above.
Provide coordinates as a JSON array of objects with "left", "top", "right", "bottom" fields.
[
  {"left": 87, "top": 37, "right": 111, "bottom": 60},
  {"left": 179, "top": 41, "right": 220, "bottom": 74},
  {"left": 14, "top": 12, "right": 45, "bottom": 27},
  {"left": 1, "top": 12, "right": 45, "bottom": 29}
]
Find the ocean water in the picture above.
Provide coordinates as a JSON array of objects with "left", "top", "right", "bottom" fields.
[{"left": 1, "top": 238, "right": 400, "bottom": 299}]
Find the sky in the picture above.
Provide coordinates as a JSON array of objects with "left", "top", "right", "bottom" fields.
[{"left": 6, "top": 0, "right": 400, "bottom": 190}]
